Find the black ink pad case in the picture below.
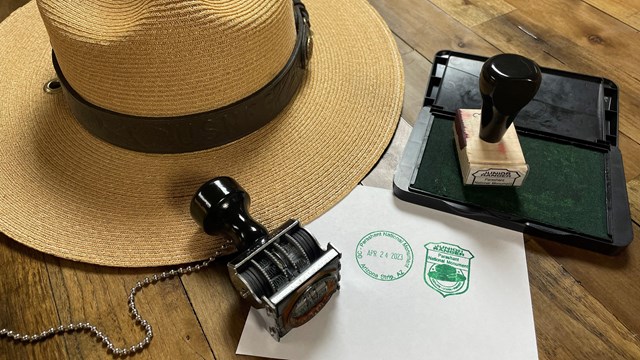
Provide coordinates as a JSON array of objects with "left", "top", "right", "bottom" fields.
[{"left": 394, "top": 50, "right": 633, "bottom": 254}]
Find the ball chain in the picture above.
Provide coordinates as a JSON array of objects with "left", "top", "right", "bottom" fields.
[{"left": 0, "top": 245, "right": 230, "bottom": 357}]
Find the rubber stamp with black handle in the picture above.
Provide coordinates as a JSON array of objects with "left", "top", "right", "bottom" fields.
[
  {"left": 190, "top": 176, "right": 341, "bottom": 341},
  {"left": 454, "top": 54, "right": 542, "bottom": 186}
]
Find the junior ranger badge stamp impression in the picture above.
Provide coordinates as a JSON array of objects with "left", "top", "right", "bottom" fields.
[{"left": 424, "top": 242, "right": 474, "bottom": 297}]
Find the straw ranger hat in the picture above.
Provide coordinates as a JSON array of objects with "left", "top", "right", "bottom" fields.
[{"left": 0, "top": 0, "right": 403, "bottom": 266}]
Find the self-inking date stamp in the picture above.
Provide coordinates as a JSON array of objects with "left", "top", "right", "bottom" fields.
[
  {"left": 454, "top": 54, "right": 542, "bottom": 186},
  {"left": 190, "top": 177, "right": 341, "bottom": 341}
]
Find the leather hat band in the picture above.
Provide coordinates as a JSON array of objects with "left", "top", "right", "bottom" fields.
[{"left": 52, "top": 0, "right": 312, "bottom": 153}]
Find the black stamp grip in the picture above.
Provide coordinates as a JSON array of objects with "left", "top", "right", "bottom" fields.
[
  {"left": 190, "top": 177, "right": 268, "bottom": 250},
  {"left": 479, "top": 54, "right": 542, "bottom": 143}
]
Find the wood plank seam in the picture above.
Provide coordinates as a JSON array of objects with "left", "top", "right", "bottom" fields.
[
  {"left": 528, "top": 240, "right": 640, "bottom": 358},
  {"left": 178, "top": 278, "right": 219, "bottom": 360},
  {"left": 43, "top": 260, "right": 73, "bottom": 358},
  {"left": 581, "top": 0, "right": 640, "bottom": 31}
]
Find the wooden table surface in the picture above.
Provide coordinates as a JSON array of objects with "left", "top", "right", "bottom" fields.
[{"left": 2, "top": 0, "right": 640, "bottom": 359}]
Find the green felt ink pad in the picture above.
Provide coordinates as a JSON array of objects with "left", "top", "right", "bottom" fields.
[{"left": 394, "top": 51, "right": 633, "bottom": 254}]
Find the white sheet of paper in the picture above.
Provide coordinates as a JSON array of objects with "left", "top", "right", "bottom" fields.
[{"left": 236, "top": 185, "right": 537, "bottom": 360}]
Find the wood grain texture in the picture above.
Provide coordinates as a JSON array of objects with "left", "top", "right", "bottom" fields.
[
  {"left": 619, "top": 134, "right": 640, "bottom": 181},
  {"left": 583, "top": 0, "right": 640, "bottom": 30},
  {"left": 0, "top": 248, "right": 214, "bottom": 359},
  {"left": 181, "top": 262, "right": 263, "bottom": 360},
  {"left": 627, "top": 177, "right": 640, "bottom": 224},
  {"left": 429, "top": 0, "right": 515, "bottom": 27},
  {"left": 531, "top": 225, "right": 640, "bottom": 339},
  {"left": 527, "top": 239, "right": 640, "bottom": 360},
  {"left": 394, "top": 35, "right": 432, "bottom": 125},
  {"left": 37, "top": 258, "right": 215, "bottom": 360},
  {"left": 369, "top": 0, "right": 499, "bottom": 58},
  {"left": 0, "top": 235, "right": 67, "bottom": 360}
]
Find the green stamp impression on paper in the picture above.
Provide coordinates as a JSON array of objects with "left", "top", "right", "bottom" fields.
[
  {"left": 424, "top": 242, "right": 474, "bottom": 297},
  {"left": 355, "top": 230, "right": 414, "bottom": 281}
]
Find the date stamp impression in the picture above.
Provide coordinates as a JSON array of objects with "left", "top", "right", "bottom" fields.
[{"left": 355, "top": 230, "right": 414, "bottom": 281}]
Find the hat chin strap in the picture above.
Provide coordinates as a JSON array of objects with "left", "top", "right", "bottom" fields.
[{"left": 52, "top": 1, "right": 312, "bottom": 154}]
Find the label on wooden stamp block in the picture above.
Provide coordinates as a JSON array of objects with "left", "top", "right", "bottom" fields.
[
  {"left": 454, "top": 109, "right": 529, "bottom": 187},
  {"left": 471, "top": 168, "right": 524, "bottom": 186}
]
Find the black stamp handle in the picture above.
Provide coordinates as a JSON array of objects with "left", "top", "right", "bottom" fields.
[
  {"left": 190, "top": 177, "right": 268, "bottom": 250},
  {"left": 479, "top": 54, "right": 542, "bottom": 143}
]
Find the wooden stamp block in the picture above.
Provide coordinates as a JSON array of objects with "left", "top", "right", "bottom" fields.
[{"left": 453, "top": 109, "right": 528, "bottom": 186}]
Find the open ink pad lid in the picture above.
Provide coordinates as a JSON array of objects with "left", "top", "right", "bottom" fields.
[{"left": 394, "top": 50, "right": 633, "bottom": 254}]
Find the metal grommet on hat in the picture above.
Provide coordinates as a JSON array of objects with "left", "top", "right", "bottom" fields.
[{"left": 43, "top": 78, "right": 61, "bottom": 94}]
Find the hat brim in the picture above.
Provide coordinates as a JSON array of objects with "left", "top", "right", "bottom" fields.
[{"left": 0, "top": 0, "right": 403, "bottom": 267}]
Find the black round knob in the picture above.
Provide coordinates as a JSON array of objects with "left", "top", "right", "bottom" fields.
[
  {"left": 479, "top": 54, "right": 542, "bottom": 143},
  {"left": 190, "top": 176, "right": 268, "bottom": 250}
]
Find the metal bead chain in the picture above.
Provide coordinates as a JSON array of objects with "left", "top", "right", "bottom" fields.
[{"left": 0, "top": 246, "right": 229, "bottom": 357}]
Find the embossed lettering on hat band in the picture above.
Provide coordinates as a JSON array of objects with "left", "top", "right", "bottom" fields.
[{"left": 52, "top": 1, "right": 312, "bottom": 154}]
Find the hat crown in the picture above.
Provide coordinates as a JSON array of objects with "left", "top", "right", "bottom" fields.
[{"left": 36, "top": 0, "right": 297, "bottom": 117}]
